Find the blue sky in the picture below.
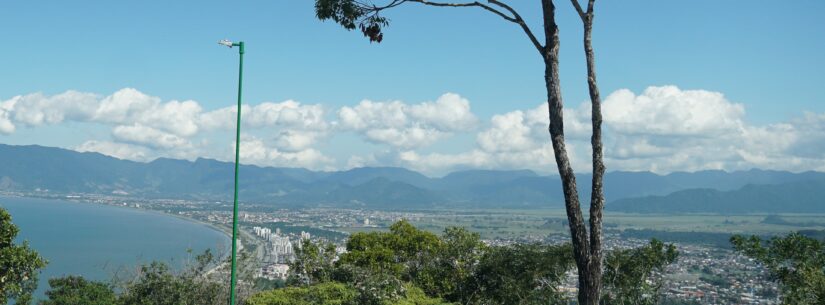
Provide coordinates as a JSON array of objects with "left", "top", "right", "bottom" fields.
[{"left": 1, "top": 1, "right": 824, "bottom": 175}]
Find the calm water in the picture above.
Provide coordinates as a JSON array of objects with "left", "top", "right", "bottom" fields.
[{"left": 0, "top": 196, "right": 229, "bottom": 299}]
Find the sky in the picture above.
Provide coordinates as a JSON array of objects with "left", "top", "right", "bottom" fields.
[{"left": 1, "top": 1, "right": 824, "bottom": 176}]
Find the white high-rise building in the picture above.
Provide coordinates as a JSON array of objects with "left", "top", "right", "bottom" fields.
[{"left": 271, "top": 235, "right": 294, "bottom": 263}]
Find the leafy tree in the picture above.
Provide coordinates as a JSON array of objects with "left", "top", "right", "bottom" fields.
[
  {"left": 388, "top": 284, "right": 453, "bottom": 305},
  {"left": 314, "top": 1, "right": 609, "bottom": 303},
  {"left": 601, "top": 239, "right": 678, "bottom": 305},
  {"left": 337, "top": 220, "right": 441, "bottom": 281},
  {"left": 291, "top": 239, "right": 338, "bottom": 285},
  {"left": 246, "top": 282, "right": 452, "bottom": 305},
  {"left": 40, "top": 276, "right": 116, "bottom": 305},
  {"left": 115, "top": 249, "right": 235, "bottom": 305},
  {"left": 467, "top": 243, "right": 575, "bottom": 305},
  {"left": 731, "top": 233, "right": 825, "bottom": 305},
  {"left": 416, "top": 227, "right": 486, "bottom": 300},
  {"left": 282, "top": 221, "right": 684, "bottom": 305},
  {"left": 351, "top": 271, "right": 407, "bottom": 305},
  {"left": 246, "top": 282, "right": 358, "bottom": 305},
  {"left": 1, "top": 207, "right": 47, "bottom": 305},
  {"left": 331, "top": 221, "right": 444, "bottom": 303}
]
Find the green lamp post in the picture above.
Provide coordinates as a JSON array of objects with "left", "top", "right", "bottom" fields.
[{"left": 218, "top": 38, "right": 244, "bottom": 305}]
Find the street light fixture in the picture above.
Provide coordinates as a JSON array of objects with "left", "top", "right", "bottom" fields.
[{"left": 218, "top": 38, "right": 244, "bottom": 305}]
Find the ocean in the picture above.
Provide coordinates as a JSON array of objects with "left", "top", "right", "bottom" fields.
[{"left": 0, "top": 196, "right": 230, "bottom": 300}]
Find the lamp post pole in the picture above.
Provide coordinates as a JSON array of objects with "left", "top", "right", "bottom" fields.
[{"left": 218, "top": 39, "right": 244, "bottom": 305}]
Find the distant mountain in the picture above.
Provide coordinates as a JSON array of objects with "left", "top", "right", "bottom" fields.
[
  {"left": 2, "top": 143, "right": 824, "bottom": 211},
  {"left": 320, "top": 167, "right": 434, "bottom": 189},
  {"left": 607, "top": 179, "right": 825, "bottom": 214}
]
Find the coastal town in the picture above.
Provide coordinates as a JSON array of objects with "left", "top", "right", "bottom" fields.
[{"left": 4, "top": 191, "right": 783, "bottom": 304}]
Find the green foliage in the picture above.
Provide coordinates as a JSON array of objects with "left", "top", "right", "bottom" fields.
[
  {"left": 731, "top": 233, "right": 825, "bottom": 305},
  {"left": 466, "top": 243, "right": 574, "bottom": 305},
  {"left": 38, "top": 249, "right": 262, "bottom": 305},
  {"left": 286, "top": 221, "right": 475, "bottom": 303},
  {"left": 351, "top": 272, "right": 407, "bottom": 305},
  {"left": 388, "top": 284, "right": 453, "bottom": 305},
  {"left": 326, "top": 220, "right": 446, "bottom": 304},
  {"left": 115, "top": 249, "right": 232, "bottom": 305},
  {"left": 40, "top": 276, "right": 116, "bottom": 305},
  {"left": 416, "top": 227, "right": 487, "bottom": 300},
  {"left": 601, "top": 239, "right": 678, "bottom": 305},
  {"left": 337, "top": 220, "right": 442, "bottom": 281},
  {"left": 116, "top": 261, "right": 222, "bottom": 305},
  {"left": 284, "top": 221, "right": 684, "bottom": 305},
  {"left": 246, "top": 282, "right": 451, "bottom": 305},
  {"left": 291, "top": 239, "right": 337, "bottom": 285},
  {"left": 246, "top": 282, "right": 357, "bottom": 305},
  {"left": 1, "top": 207, "right": 47, "bottom": 305},
  {"left": 315, "top": 0, "right": 389, "bottom": 42},
  {"left": 254, "top": 277, "right": 286, "bottom": 291}
]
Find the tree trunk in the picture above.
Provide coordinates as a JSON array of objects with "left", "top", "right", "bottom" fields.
[
  {"left": 583, "top": 8, "right": 605, "bottom": 305},
  {"left": 541, "top": 0, "right": 604, "bottom": 304}
]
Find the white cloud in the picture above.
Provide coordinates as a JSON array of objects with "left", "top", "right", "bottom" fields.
[
  {"left": 112, "top": 124, "right": 190, "bottom": 149},
  {"left": 236, "top": 136, "right": 333, "bottom": 170},
  {"left": 0, "top": 100, "right": 15, "bottom": 134},
  {"left": 596, "top": 86, "right": 825, "bottom": 173},
  {"left": 338, "top": 93, "right": 478, "bottom": 149},
  {"left": 477, "top": 111, "right": 536, "bottom": 153},
  {"left": 273, "top": 130, "right": 322, "bottom": 152},
  {"left": 0, "top": 88, "right": 332, "bottom": 167},
  {"left": 397, "top": 142, "right": 587, "bottom": 176},
  {"left": 407, "top": 93, "right": 477, "bottom": 131},
  {"left": 603, "top": 86, "right": 745, "bottom": 136},
  {"left": 397, "top": 86, "right": 825, "bottom": 175},
  {"left": 7, "top": 91, "right": 99, "bottom": 127},
  {"left": 199, "top": 100, "right": 328, "bottom": 131},
  {"left": 199, "top": 100, "right": 329, "bottom": 152},
  {"left": 397, "top": 149, "right": 491, "bottom": 173},
  {"left": 75, "top": 140, "right": 151, "bottom": 161},
  {"left": 94, "top": 89, "right": 202, "bottom": 137},
  {"left": 4, "top": 86, "right": 825, "bottom": 176}
]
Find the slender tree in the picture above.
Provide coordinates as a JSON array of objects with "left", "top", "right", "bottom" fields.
[{"left": 314, "top": 0, "right": 607, "bottom": 303}]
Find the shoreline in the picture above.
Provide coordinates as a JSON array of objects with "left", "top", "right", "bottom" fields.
[{"left": 0, "top": 194, "right": 233, "bottom": 253}]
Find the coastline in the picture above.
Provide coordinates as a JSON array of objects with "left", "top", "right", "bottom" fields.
[
  {"left": 0, "top": 193, "right": 233, "bottom": 253},
  {"left": 1, "top": 194, "right": 237, "bottom": 300}
]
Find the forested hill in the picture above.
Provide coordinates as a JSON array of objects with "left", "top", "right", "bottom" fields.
[{"left": 2, "top": 143, "right": 824, "bottom": 211}]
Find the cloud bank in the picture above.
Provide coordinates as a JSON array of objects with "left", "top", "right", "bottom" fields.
[{"left": 2, "top": 86, "right": 824, "bottom": 175}]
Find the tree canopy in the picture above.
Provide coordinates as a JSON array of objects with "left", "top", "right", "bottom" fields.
[
  {"left": 40, "top": 276, "right": 117, "bottom": 305},
  {"left": 280, "top": 220, "right": 677, "bottom": 305},
  {"left": 602, "top": 239, "right": 678, "bottom": 305},
  {"left": 1, "top": 207, "right": 47, "bottom": 305},
  {"left": 732, "top": 233, "right": 825, "bottom": 305}
]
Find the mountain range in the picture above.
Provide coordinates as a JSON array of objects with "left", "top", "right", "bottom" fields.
[{"left": 1, "top": 144, "right": 824, "bottom": 212}]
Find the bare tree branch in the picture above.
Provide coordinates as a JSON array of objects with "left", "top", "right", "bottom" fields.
[
  {"left": 408, "top": 0, "right": 514, "bottom": 20},
  {"left": 407, "top": 0, "right": 545, "bottom": 54},
  {"left": 488, "top": 0, "right": 544, "bottom": 54},
  {"left": 570, "top": 0, "right": 586, "bottom": 19},
  {"left": 570, "top": 0, "right": 595, "bottom": 19}
]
